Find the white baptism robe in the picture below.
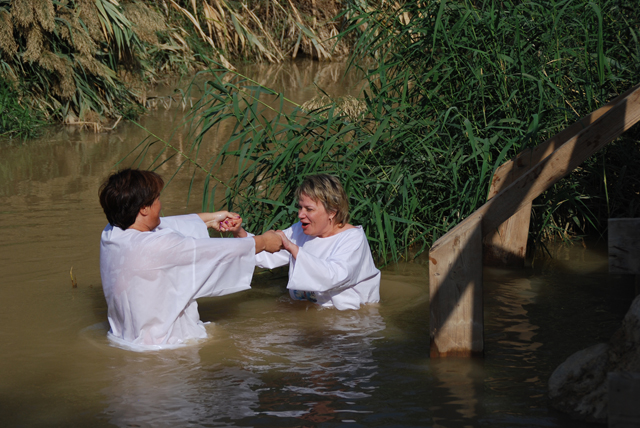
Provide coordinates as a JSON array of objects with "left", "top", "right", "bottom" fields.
[
  {"left": 100, "top": 214, "right": 256, "bottom": 349},
  {"left": 255, "top": 223, "right": 380, "bottom": 310}
]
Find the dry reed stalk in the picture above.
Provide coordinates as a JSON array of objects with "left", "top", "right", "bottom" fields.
[
  {"left": 123, "top": 2, "right": 167, "bottom": 45},
  {"left": 301, "top": 95, "right": 367, "bottom": 122},
  {"left": 241, "top": 3, "right": 285, "bottom": 62},
  {"left": 0, "top": 12, "right": 18, "bottom": 56},
  {"left": 169, "top": 0, "right": 234, "bottom": 69}
]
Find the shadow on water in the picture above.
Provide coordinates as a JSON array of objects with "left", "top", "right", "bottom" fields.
[{"left": 0, "top": 61, "right": 636, "bottom": 427}]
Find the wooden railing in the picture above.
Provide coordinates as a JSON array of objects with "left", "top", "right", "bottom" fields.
[{"left": 428, "top": 83, "right": 640, "bottom": 358}]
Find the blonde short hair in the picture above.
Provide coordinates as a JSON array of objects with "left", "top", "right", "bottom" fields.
[{"left": 295, "top": 174, "right": 349, "bottom": 226}]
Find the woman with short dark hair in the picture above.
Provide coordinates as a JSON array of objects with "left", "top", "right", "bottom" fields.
[
  {"left": 98, "top": 168, "right": 282, "bottom": 350},
  {"left": 99, "top": 168, "right": 165, "bottom": 230}
]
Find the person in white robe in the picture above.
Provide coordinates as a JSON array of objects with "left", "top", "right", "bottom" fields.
[
  {"left": 99, "top": 168, "right": 282, "bottom": 350},
  {"left": 228, "top": 174, "right": 380, "bottom": 310}
]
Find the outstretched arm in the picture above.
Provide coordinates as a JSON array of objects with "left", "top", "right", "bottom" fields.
[
  {"left": 197, "top": 211, "right": 241, "bottom": 232},
  {"left": 276, "top": 230, "right": 299, "bottom": 259},
  {"left": 253, "top": 230, "right": 283, "bottom": 254}
]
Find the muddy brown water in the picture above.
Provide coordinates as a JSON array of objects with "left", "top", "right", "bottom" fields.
[{"left": 0, "top": 61, "right": 635, "bottom": 427}]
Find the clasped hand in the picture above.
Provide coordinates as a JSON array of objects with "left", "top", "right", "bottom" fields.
[
  {"left": 197, "top": 211, "right": 242, "bottom": 232},
  {"left": 199, "top": 211, "right": 283, "bottom": 253},
  {"left": 199, "top": 211, "right": 296, "bottom": 255}
]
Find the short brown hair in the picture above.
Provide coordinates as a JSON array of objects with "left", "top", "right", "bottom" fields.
[
  {"left": 294, "top": 174, "right": 349, "bottom": 226},
  {"left": 99, "top": 168, "right": 164, "bottom": 229}
]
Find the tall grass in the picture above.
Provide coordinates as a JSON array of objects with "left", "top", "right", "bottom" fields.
[
  {"left": 0, "top": 0, "right": 170, "bottom": 128},
  {"left": 131, "top": 0, "right": 640, "bottom": 261}
]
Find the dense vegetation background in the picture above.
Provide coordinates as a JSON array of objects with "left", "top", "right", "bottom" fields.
[
  {"left": 0, "top": 0, "right": 345, "bottom": 137},
  {"left": 2, "top": 0, "right": 639, "bottom": 260}
]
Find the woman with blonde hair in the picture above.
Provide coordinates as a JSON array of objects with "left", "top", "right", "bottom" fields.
[{"left": 230, "top": 174, "right": 380, "bottom": 310}]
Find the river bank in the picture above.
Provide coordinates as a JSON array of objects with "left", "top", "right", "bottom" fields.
[{"left": 0, "top": 0, "right": 349, "bottom": 138}]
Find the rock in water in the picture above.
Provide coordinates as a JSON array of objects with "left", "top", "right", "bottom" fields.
[{"left": 548, "top": 295, "right": 640, "bottom": 423}]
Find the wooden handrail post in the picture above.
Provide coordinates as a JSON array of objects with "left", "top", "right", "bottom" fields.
[{"left": 429, "top": 214, "right": 484, "bottom": 357}]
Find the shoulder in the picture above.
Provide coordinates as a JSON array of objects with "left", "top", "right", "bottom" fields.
[
  {"left": 338, "top": 226, "right": 372, "bottom": 250},
  {"left": 326, "top": 226, "right": 368, "bottom": 252},
  {"left": 158, "top": 214, "right": 208, "bottom": 239},
  {"left": 336, "top": 225, "right": 366, "bottom": 240}
]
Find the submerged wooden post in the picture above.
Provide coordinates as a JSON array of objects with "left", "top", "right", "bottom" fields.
[
  {"left": 429, "top": 214, "right": 484, "bottom": 357},
  {"left": 608, "top": 218, "right": 640, "bottom": 295}
]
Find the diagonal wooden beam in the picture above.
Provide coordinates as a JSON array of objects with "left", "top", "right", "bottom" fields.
[
  {"left": 488, "top": 82, "right": 640, "bottom": 199},
  {"left": 480, "top": 83, "right": 640, "bottom": 235},
  {"left": 483, "top": 83, "right": 640, "bottom": 267}
]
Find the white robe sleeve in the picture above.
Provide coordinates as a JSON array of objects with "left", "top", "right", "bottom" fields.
[{"left": 158, "top": 214, "right": 208, "bottom": 238}]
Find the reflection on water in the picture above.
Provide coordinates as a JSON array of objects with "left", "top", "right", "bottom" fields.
[
  {"left": 0, "top": 60, "right": 636, "bottom": 428},
  {"left": 101, "top": 347, "right": 260, "bottom": 427},
  {"left": 430, "top": 358, "right": 483, "bottom": 427},
  {"left": 82, "top": 298, "right": 387, "bottom": 427}
]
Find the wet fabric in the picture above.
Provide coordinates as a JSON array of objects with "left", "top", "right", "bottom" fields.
[
  {"left": 255, "top": 223, "right": 380, "bottom": 310},
  {"left": 100, "top": 214, "right": 255, "bottom": 349}
]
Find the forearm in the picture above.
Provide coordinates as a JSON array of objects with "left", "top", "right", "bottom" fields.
[
  {"left": 233, "top": 227, "right": 248, "bottom": 238},
  {"left": 196, "top": 212, "right": 225, "bottom": 224},
  {"left": 286, "top": 242, "right": 299, "bottom": 259},
  {"left": 274, "top": 229, "right": 298, "bottom": 258},
  {"left": 252, "top": 235, "right": 266, "bottom": 254}
]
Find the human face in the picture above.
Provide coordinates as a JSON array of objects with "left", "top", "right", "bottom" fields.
[{"left": 297, "top": 193, "right": 335, "bottom": 237}]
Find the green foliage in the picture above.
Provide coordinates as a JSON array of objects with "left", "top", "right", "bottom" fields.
[
  {"left": 0, "top": 79, "right": 44, "bottom": 139},
  {"left": 335, "top": 0, "right": 640, "bottom": 247},
  {"left": 132, "top": 0, "right": 640, "bottom": 260}
]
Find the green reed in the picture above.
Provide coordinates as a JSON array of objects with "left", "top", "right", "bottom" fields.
[
  {"left": 131, "top": 0, "right": 640, "bottom": 261},
  {"left": 0, "top": 78, "right": 44, "bottom": 139}
]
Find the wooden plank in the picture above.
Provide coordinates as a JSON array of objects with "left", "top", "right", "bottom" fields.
[
  {"left": 609, "top": 218, "right": 640, "bottom": 275},
  {"left": 608, "top": 372, "right": 640, "bottom": 428},
  {"left": 479, "top": 84, "right": 640, "bottom": 235},
  {"left": 429, "top": 214, "right": 483, "bottom": 357},
  {"left": 482, "top": 83, "right": 640, "bottom": 267}
]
